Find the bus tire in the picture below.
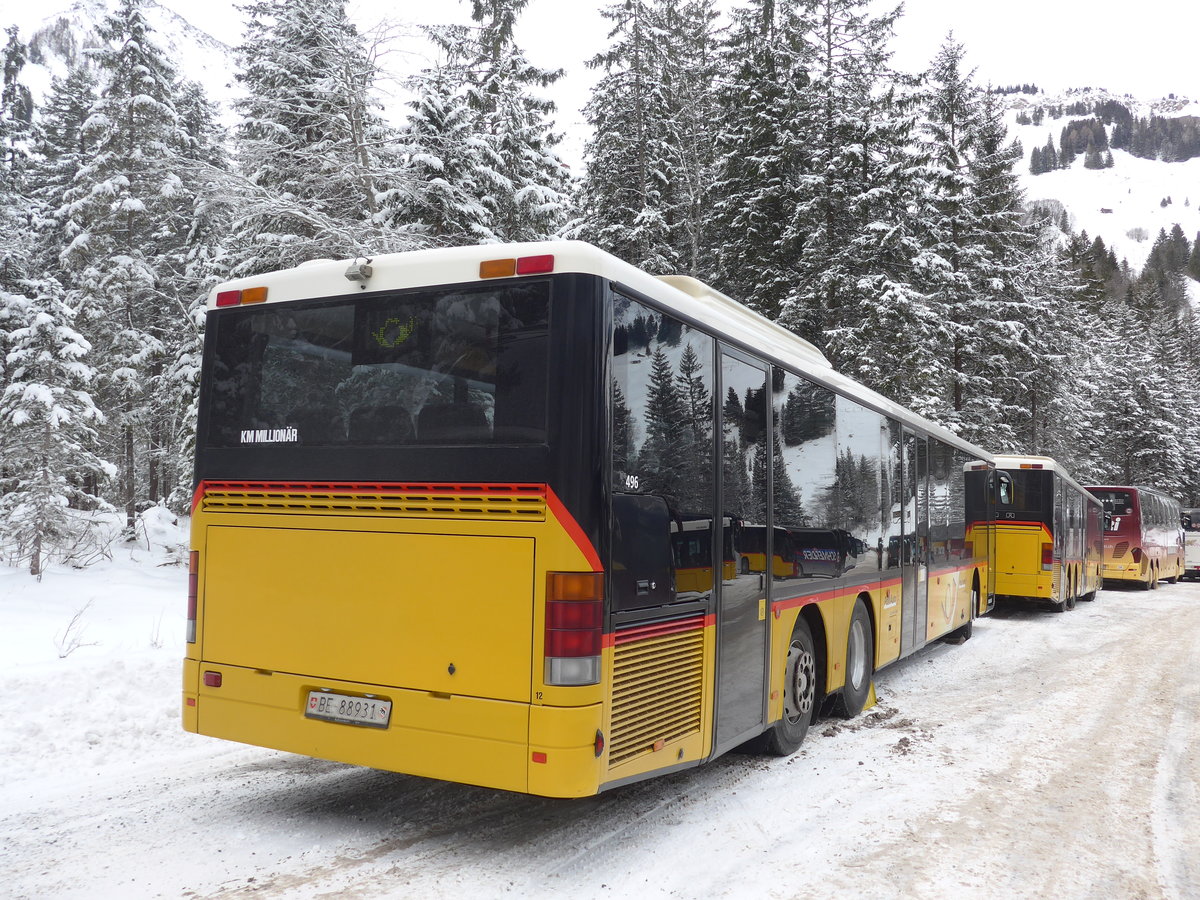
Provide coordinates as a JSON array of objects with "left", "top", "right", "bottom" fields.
[
  {"left": 833, "top": 598, "right": 873, "bottom": 719},
  {"left": 761, "top": 619, "right": 817, "bottom": 756}
]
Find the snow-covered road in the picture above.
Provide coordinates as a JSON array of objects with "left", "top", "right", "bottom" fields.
[{"left": 3, "top": 547, "right": 1198, "bottom": 899}]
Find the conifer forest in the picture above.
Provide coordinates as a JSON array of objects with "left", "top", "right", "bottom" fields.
[{"left": 2, "top": 0, "right": 1200, "bottom": 575}]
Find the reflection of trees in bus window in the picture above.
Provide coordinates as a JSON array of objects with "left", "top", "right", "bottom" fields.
[
  {"left": 612, "top": 295, "right": 713, "bottom": 518},
  {"left": 774, "top": 371, "right": 837, "bottom": 531},
  {"left": 834, "top": 396, "right": 885, "bottom": 577},
  {"left": 610, "top": 294, "right": 715, "bottom": 610}
]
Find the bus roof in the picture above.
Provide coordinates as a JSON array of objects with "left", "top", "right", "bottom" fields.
[
  {"left": 994, "top": 454, "right": 1098, "bottom": 503},
  {"left": 207, "top": 240, "right": 992, "bottom": 463}
]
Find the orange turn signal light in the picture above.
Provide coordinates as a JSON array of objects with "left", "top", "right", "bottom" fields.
[{"left": 480, "top": 258, "right": 517, "bottom": 279}]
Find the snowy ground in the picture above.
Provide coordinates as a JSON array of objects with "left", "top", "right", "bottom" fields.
[{"left": 3, "top": 517, "right": 1199, "bottom": 900}]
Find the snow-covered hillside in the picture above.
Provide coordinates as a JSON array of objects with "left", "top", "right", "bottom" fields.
[
  {"left": 11, "top": 0, "right": 239, "bottom": 120},
  {"left": 1008, "top": 89, "right": 1200, "bottom": 275}
]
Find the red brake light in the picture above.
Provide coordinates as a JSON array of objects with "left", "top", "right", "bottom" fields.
[
  {"left": 516, "top": 254, "right": 554, "bottom": 275},
  {"left": 1041, "top": 543, "right": 1054, "bottom": 569},
  {"left": 203, "top": 671, "right": 222, "bottom": 688},
  {"left": 215, "top": 290, "right": 240, "bottom": 307}
]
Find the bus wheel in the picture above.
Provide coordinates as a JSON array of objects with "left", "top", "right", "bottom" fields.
[
  {"left": 761, "top": 619, "right": 816, "bottom": 756},
  {"left": 833, "top": 598, "right": 873, "bottom": 718}
]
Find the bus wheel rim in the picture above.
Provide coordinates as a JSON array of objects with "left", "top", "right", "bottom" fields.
[
  {"left": 785, "top": 639, "right": 815, "bottom": 722},
  {"left": 848, "top": 618, "right": 868, "bottom": 691}
]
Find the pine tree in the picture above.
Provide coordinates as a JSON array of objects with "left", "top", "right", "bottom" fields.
[
  {"left": 459, "top": 0, "right": 572, "bottom": 241},
  {"left": 58, "top": 0, "right": 195, "bottom": 531},
  {"left": 394, "top": 63, "right": 493, "bottom": 245},
  {"left": 781, "top": 0, "right": 908, "bottom": 346},
  {"left": 571, "top": 0, "right": 678, "bottom": 271},
  {"left": 0, "top": 278, "right": 113, "bottom": 576},
  {"left": 31, "top": 65, "right": 97, "bottom": 261},
  {"left": 709, "top": 0, "right": 812, "bottom": 320},
  {"left": 227, "top": 0, "right": 412, "bottom": 274}
]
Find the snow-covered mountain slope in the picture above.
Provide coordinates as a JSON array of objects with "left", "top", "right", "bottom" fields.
[
  {"left": 1007, "top": 89, "right": 1200, "bottom": 275},
  {"left": 12, "top": 0, "right": 239, "bottom": 119}
]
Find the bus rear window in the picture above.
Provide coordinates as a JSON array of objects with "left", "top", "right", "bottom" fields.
[
  {"left": 996, "top": 469, "right": 1050, "bottom": 518},
  {"left": 204, "top": 282, "right": 550, "bottom": 448}
]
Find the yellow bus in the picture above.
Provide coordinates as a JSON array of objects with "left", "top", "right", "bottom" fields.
[
  {"left": 182, "top": 241, "right": 993, "bottom": 797},
  {"left": 986, "top": 455, "right": 1103, "bottom": 611}
]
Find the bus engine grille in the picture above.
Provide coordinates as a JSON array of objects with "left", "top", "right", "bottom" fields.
[
  {"left": 608, "top": 615, "right": 706, "bottom": 767},
  {"left": 197, "top": 481, "right": 547, "bottom": 521}
]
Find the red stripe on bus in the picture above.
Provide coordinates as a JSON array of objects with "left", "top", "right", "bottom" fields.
[
  {"left": 771, "top": 581, "right": 896, "bottom": 614},
  {"left": 196, "top": 479, "right": 546, "bottom": 497},
  {"left": 191, "top": 482, "right": 207, "bottom": 515},
  {"left": 544, "top": 486, "right": 603, "bottom": 572},
  {"left": 607, "top": 613, "right": 712, "bottom": 648}
]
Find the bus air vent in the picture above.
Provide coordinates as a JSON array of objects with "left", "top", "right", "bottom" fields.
[
  {"left": 197, "top": 481, "right": 547, "bottom": 521},
  {"left": 607, "top": 615, "right": 706, "bottom": 767}
]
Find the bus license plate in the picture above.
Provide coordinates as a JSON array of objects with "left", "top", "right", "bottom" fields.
[{"left": 305, "top": 691, "right": 392, "bottom": 728}]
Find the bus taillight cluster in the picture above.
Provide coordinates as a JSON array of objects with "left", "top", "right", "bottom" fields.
[{"left": 545, "top": 572, "right": 603, "bottom": 686}]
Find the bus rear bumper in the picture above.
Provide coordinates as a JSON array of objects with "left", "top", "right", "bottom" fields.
[
  {"left": 994, "top": 572, "right": 1052, "bottom": 601},
  {"left": 182, "top": 661, "right": 604, "bottom": 797}
]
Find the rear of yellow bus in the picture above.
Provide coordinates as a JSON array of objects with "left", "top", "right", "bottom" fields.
[
  {"left": 991, "top": 467, "right": 1057, "bottom": 603},
  {"left": 181, "top": 253, "right": 612, "bottom": 797}
]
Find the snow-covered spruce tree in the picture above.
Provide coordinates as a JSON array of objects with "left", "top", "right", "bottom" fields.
[
  {"left": 0, "top": 24, "right": 38, "bottom": 403},
  {"left": 57, "top": 0, "right": 195, "bottom": 532},
  {"left": 166, "top": 79, "right": 230, "bottom": 513},
  {"left": 227, "top": 0, "right": 417, "bottom": 274},
  {"left": 912, "top": 35, "right": 980, "bottom": 429},
  {"left": 571, "top": 0, "right": 679, "bottom": 272},
  {"left": 391, "top": 61, "right": 494, "bottom": 245},
  {"left": 0, "top": 277, "right": 113, "bottom": 577},
  {"left": 780, "top": 0, "right": 907, "bottom": 343},
  {"left": 444, "top": 0, "right": 572, "bottom": 242},
  {"left": 819, "top": 77, "right": 946, "bottom": 409},
  {"left": 661, "top": 0, "right": 721, "bottom": 277},
  {"left": 30, "top": 65, "right": 97, "bottom": 262},
  {"left": 709, "top": 0, "right": 813, "bottom": 320},
  {"left": 1, "top": 26, "right": 35, "bottom": 183},
  {"left": 571, "top": 0, "right": 720, "bottom": 275}
]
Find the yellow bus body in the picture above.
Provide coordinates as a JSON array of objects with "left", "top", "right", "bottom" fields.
[
  {"left": 184, "top": 484, "right": 618, "bottom": 798},
  {"left": 993, "top": 523, "right": 1054, "bottom": 600}
]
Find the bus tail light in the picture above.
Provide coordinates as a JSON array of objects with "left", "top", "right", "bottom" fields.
[
  {"left": 1041, "top": 543, "right": 1054, "bottom": 570},
  {"left": 186, "top": 551, "right": 199, "bottom": 643},
  {"left": 480, "top": 255, "right": 556, "bottom": 279},
  {"left": 1131, "top": 547, "right": 1143, "bottom": 564},
  {"left": 545, "top": 572, "right": 603, "bottom": 686}
]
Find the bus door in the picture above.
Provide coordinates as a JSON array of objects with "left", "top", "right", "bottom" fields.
[
  {"left": 900, "top": 429, "right": 929, "bottom": 656},
  {"left": 714, "top": 350, "right": 769, "bottom": 750}
]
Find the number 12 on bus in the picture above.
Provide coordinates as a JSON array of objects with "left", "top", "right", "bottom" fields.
[{"left": 183, "top": 241, "right": 994, "bottom": 798}]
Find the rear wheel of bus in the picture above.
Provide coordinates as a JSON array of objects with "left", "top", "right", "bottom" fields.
[{"left": 833, "top": 598, "right": 873, "bottom": 718}]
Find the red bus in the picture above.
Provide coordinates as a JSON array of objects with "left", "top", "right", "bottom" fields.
[{"left": 1084, "top": 485, "right": 1184, "bottom": 589}]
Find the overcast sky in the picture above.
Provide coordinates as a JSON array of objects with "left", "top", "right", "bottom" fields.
[{"left": 20, "top": 0, "right": 1199, "bottom": 167}]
